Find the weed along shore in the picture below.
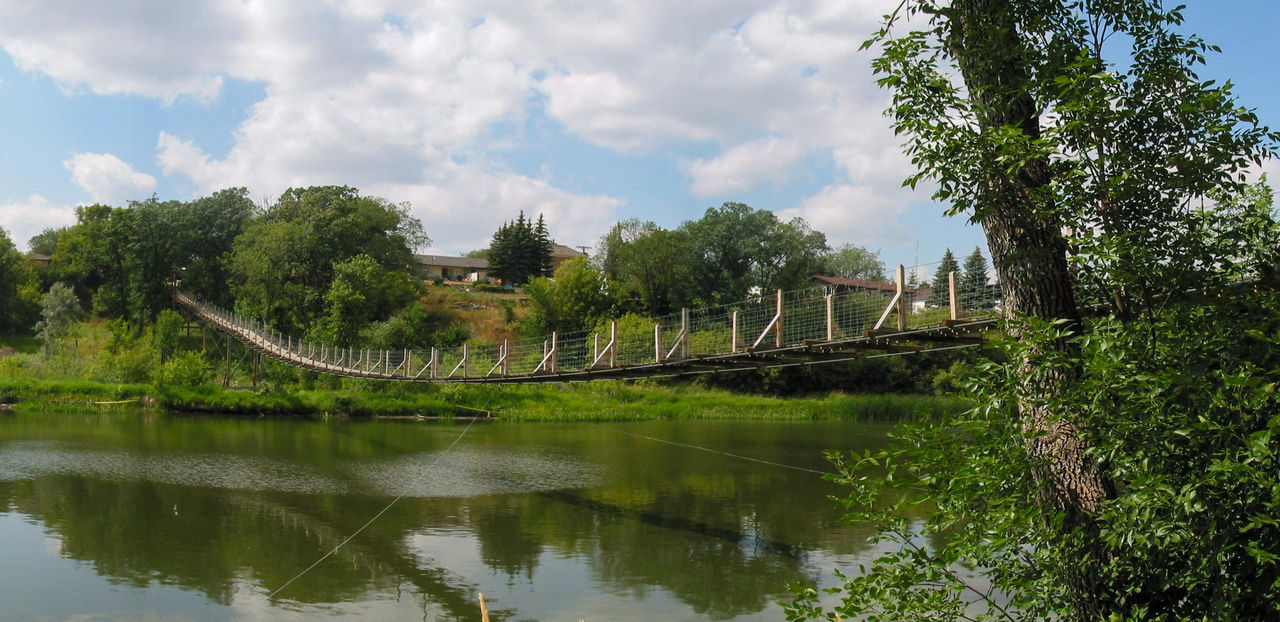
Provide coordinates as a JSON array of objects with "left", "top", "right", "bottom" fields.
[{"left": 0, "top": 376, "right": 964, "bottom": 422}]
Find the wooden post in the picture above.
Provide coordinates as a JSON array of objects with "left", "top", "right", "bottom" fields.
[
  {"left": 680, "top": 308, "right": 689, "bottom": 358},
  {"left": 404, "top": 349, "right": 410, "bottom": 377},
  {"left": 775, "top": 289, "right": 785, "bottom": 347},
  {"left": 502, "top": 339, "right": 511, "bottom": 376},
  {"left": 654, "top": 324, "right": 663, "bottom": 363},
  {"left": 429, "top": 348, "right": 437, "bottom": 378},
  {"left": 732, "top": 313, "right": 742, "bottom": 353},
  {"left": 896, "top": 264, "right": 908, "bottom": 331},
  {"left": 610, "top": 321, "right": 617, "bottom": 368},
  {"left": 593, "top": 333, "right": 599, "bottom": 364},
  {"left": 551, "top": 332, "right": 558, "bottom": 373},
  {"left": 252, "top": 352, "right": 259, "bottom": 388},
  {"left": 462, "top": 343, "right": 469, "bottom": 377},
  {"left": 223, "top": 335, "right": 231, "bottom": 388},
  {"left": 949, "top": 270, "right": 959, "bottom": 320},
  {"left": 825, "top": 289, "right": 835, "bottom": 341}
]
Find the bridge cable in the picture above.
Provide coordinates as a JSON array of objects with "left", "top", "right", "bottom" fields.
[
  {"left": 605, "top": 428, "right": 831, "bottom": 476},
  {"left": 267, "top": 417, "right": 477, "bottom": 600}
]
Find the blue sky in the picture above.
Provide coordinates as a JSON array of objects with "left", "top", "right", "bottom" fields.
[{"left": 1, "top": 0, "right": 1276, "bottom": 275}]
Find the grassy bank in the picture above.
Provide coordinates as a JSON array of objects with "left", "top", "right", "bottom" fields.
[{"left": 0, "top": 375, "right": 965, "bottom": 422}]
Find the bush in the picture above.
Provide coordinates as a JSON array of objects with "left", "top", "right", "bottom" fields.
[{"left": 154, "top": 350, "right": 214, "bottom": 387}]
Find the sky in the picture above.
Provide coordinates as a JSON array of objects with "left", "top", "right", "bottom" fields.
[{"left": 0, "top": 1, "right": 1277, "bottom": 272}]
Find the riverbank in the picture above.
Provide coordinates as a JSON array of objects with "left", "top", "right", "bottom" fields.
[{"left": 0, "top": 376, "right": 965, "bottom": 422}]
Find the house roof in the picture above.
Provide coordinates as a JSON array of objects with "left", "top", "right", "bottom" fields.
[
  {"left": 28, "top": 253, "right": 51, "bottom": 262},
  {"left": 414, "top": 254, "right": 489, "bottom": 269},
  {"left": 551, "top": 244, "right": 586, "bottom": 259}
]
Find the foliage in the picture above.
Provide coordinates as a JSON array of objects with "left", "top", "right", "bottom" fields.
[
  {"left": 924, "top": 249, "right": 958, "bottom": 307},
  {"left": 823, "top": 244, "right": 887, "bottom": 281},
  {"left": 27, "top": 227, "right": 62, "bottom": 257},
  {"left": 787, "top": 0, "right": 1280, "bottom": 618},
  {"left": 230, "top": 186, "right": 426, "bottom": 331},
  {"left": 792, "top": 295, "right": 1280, "bottom": 620},
  {"left": 362, "top": 305, "right": 470, "bottom": 350},
  {"left": 153, "top": 309, "right": 184, "bottom": 364},
  {"left": 680, "top": 202, "right": 828, "bottom": 305},
  {"left": 175, "top": 188, "right": 257, "bottom": 307},
  {"left": 154, "top": 350, "right": 214, "bottom": 388},
  {"left": 487, "top": 211, "right": 552, "bottom": 285},
  {"left": 524, "top": 257, "right": 612, "bottom": 335},
  {"left": 0, "top": 226, "right": 41, "bottom": 334},
  {"left": 34, "top": 282, "right": 81, "bottom": 351},
  {"left": 599, "top": 219, "right": 691, "bottom": 315},
  {"left": 958, "top": 246, "right": 994, "bottom": 310}
]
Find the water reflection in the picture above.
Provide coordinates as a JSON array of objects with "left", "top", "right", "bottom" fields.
[{"left": 0, "top": 413, "right": 887, "bottom": 620}]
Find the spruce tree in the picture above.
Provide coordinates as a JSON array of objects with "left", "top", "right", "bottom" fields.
[
  {"left": 959, "top": 246, "right": 993, "bottom": 309},
  {"left": 925, "top": 248, "right": 958, "bottom": 307},
  {"left": 486, "top": 211, "right": 555, "bottom": 285}
]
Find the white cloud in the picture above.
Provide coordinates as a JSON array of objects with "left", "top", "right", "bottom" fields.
[
  {"left": 4, "top": 0, "right": 916, "bottom": 254},
  {"left": 780, "top": 183, "right": 908, "bottom": 247},
  {"left": 0, "top": 194, "right": 76, "bottom": 251},
  {"left": 371, "top": 163, "right": 624, "bottom": 255},
  {"left": 687, "top": 137, "right": 804, "bottom": 196},
  {"left": 64, "top": 152, "right": 157, "bottom": 205}
]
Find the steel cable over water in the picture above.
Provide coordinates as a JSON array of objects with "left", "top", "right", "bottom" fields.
[
  {"left": 604, "top": 427, "right": 832, "bottom": 476},
  {"left": 266, "top": 417, "right": 478, "bottom": 600}
]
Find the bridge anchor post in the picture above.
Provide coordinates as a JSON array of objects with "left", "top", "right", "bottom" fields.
[
  {"left": 949, "top": 270, "right": 960, "bottom": 321},
  {"left": 776, "top": 289, "right": 785, "bottom": 347},
  {"left": 897, "top": 264, "right": 907, "bottom": 331}
]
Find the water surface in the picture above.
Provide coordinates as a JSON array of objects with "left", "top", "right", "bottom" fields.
[{"left": 0, "top": 411, "right": 895, "bottom": 620}]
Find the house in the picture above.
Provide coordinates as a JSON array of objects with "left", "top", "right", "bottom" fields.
[
  {"left": 27, "top": 253, "right": 51, "bottom": 268},
  {"left": 414, "top": 254, "right": 490, "bottom": 282},
  {"left": 550, "top": 244, "right": 587, "bottom": 270},
  {"left": 414, "top": 243, "right": 586, "bottom": 283}
]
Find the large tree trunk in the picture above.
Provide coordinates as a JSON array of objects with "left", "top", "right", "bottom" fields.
[{"left": 948, "top": 0, "right": 1114, "bottom": 616}]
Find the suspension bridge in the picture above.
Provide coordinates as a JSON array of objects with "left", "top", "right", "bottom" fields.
[{"left": 174, "top": 263, "right": 1001, "bottom": 385}]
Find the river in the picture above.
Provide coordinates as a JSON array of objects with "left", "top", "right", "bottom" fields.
[{"left": 0, "top": 411, "right": 898, "bottom": 621}]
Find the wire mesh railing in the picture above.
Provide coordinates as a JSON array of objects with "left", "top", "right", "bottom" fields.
[{"left": 174, "top": 265, "right": 999, "bottom": 382}]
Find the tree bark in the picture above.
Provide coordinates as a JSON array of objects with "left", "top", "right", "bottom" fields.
[{"left": 948, "top": 0, "right": 1114, "bottom": 616}]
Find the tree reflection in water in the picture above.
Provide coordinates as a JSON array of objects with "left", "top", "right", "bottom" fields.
[{"left": 0, "top": 413, "right": 889, "bottom": 620}]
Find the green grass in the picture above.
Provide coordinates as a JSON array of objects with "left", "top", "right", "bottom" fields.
[{"left": 0, "top": 377, "right": 150, "bottom": 409}]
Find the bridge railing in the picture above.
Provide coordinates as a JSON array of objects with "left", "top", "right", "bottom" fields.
[{"left": 175, "top": 263, "right": 1001, "bottom": 381}]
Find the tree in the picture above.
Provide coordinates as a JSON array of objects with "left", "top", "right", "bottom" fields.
[
  {"left": 177, "top": 188, "right": 257, "bottom": 307},
  {"left": 523, "top": 257, "right": 611, "bottom": 335},
  {"left": 822, "top": 244, "right": 887, "bottom": 281},
  {"left": 230, "top": 186, "right": 426, "bottom": 331},
  {"left": 959, "top": 246, "right": 993, "bottom": 310},
  {"left": 34, "top": 282, "right": 81, "bottom": 352},
  {"left": 599, "top": 220, "right": 692, "bottom": 315},
  {"left": 56, "top": 204, "right": 135, "bottom": 318},
  {"left": 789, "top": 1, "right": 1280, "bottom": 619},
  {"left": 152, "top": 309, "right": 184, "bottom": 365},
  {"left": 679, "top": 202, "right": 828, "bottom": 305},
  {"left": 924, "top": 249, "right": 959, "bottom": 307},
  {"left": 0, "top": 227, "right": 40, "bottom": 334},
  {"left": 27, "top": 227, "right": 63, "bottom": 257},
  {"left": 487, "top": 212, "right": 553, "bottom": 285}
]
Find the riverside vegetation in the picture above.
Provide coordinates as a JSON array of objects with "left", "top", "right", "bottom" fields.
[{"left": 0, "top": 312, "right": 969, "bottom": 421}]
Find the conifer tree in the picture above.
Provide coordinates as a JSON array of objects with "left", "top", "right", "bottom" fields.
[
  {"left": 959, "top": 246, "right": 993, "bottom": 309},
  {"left": 925, "top": 248, "right": 958, "bottom": 307},
  {"left": 487, "top": 211, "right": 554, "bottom": 285}
]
